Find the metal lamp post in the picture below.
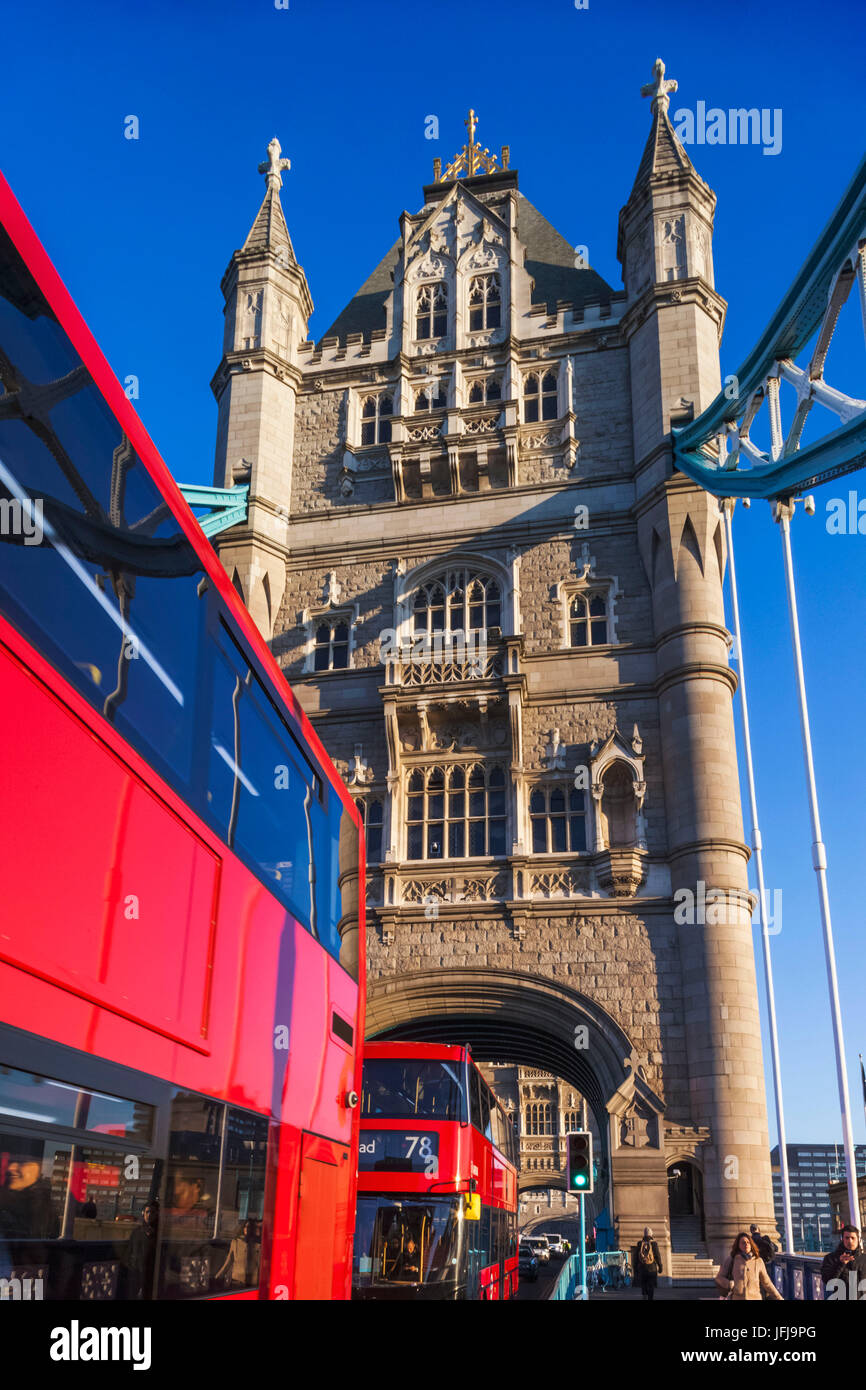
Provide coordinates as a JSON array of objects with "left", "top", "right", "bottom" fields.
[
  {"left": 773, "top": 496, "right": 861, "bottom": 1237},
  {"left": 723, "top": 498, "right": 794, "bottom": 1252}
]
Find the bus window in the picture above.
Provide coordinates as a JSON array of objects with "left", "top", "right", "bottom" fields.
[
  {"left": 0, "top": 1129, "right": 160, "bottom": 1300},
  {"left": 0, "top": 1064, "right": 154, "bottom": 1143},
  {"left": 208, "top": 631, "right": 315, "bottom": 931},
  {"left": 0, "top": 238, "right": 207, "bottom": 794},
  {"left": 352, "top": 1197, "right": 461, "bottom": 1289},
  {"left": 361, "top": 1059, "right": 464, "bottom": 1120},
  {"left": 477, "top": 1075, "right": 492, "bottom": 1140},
  {"left": 215, "top": 1108, "right": 268, "bottom": 1291},
  {"left": 158, "top": 1092, "right": 223, "bottom": 1299}
]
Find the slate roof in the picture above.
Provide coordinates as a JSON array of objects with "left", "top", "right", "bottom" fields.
[{"left": 317, "top": 188, "right": 617, "bottom": 347}]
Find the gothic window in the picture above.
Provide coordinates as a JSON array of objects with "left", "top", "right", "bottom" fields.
[
  {"left": 313, "top": 618, "right": 350, "bottom": 671},
  {"left": 412, "top": 568, "right": 502, "bottom": 638},
  {"left": 415, "top": 282, "right": 448, "bottom": 340},
  {"left": 467, "top": 377, "right": 502, "bottom": 405},
  {"left": 529, "top": 785, "right": 587, "bottom": 853},
  {"left": 569, "top": 592, "right": 608, "bottom": 647},
  {"left": 415, "top": 381, "right": 447, "bottom": 411},
  {"left": 565, "top": 1111, "right": 582, "bottom": 1133},
  {"left": 523, "top": 370, "right": 558, "bottom": 423},
  {"left": 600, "top": 762, "right": 637, "bottom": 848},
  {"left": 468, "top": 274, "right": 501, "bottom": 331},
  {"left": 360, "top": 393, "right": 393, "bottom": 446},
  {"left": 406, "top": 763, "right": 507, "bottom": 860},
  {"left": 525, "top": 1102, "right": 554, "bottom": 1136},
  {"left": 354, "top": 796, "right": 384, "bottom": 863}
]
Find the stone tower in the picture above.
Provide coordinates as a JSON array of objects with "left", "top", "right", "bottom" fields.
[
  {"left": 212, "top": 138, "right": 312, "bottom": 637},
  {"left": 618, "top": 60, "right": 775, "bottom": 1259},
  {"left": 211, "top": 75, "right": 777, "bottom": 1271}
]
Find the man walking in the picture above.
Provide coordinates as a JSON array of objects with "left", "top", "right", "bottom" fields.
[
  {"left": 633, "top": 1226, "right": 663, "bottom": 1301},
  {"left": 821, "top": 1225, "right": 866, "bottom": 1301}
]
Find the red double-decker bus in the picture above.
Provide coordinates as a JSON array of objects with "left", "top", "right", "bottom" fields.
[
  {"left": 0, "top": 171, "right": 364, "bottom": 1300},
  {"left": 352, "top": 1043, "right": 518, "bottom": 1300}
]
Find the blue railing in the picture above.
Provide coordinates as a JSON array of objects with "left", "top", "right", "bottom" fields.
[
  {"left": 549, "top": 1250, "right": 630, "bottom": 1300},
  {"left": 769, "top": 1255, "right": 825, "bottom": 1301}
]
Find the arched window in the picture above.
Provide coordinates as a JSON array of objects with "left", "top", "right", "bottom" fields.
[
  {"left": 416, "top": 282, "right": 448, "bottom": 340},
  {"left": 360, "top": 393, "right": 393, "bottom": 446},
  {"left": 415, "top": 381, "right": 446, "bottom": 411},
  {"left": 354, "top": 797, "right": 384, "bottom": 863},
  {"left": 525, "top": 1102, "right": 554, "bottom": 1136},
  {"left": 600, "top": 763, "right": 637, "bottom": 848},
  {"left": 468, "top": 274, "right": 501, "bottom": 331},
  {"left": 529, "top": 785, "right": 587, "bottom": 853},
  {"left": 523, "top": 370, "right": 558, "bottom": 423},
  {"left": 313, "top": 619, "right": 349, "bottom": 671},
  {"left": 569, "top": 592, "right": 608, "bottom": 647},
  {"left": 565, "top": 1111, "right": 582, "bottom": 1134},
  {"left": 467, "top": 377, "right": 502, "bottom": 405},
  {"left": 406, "top": 764, "right": 507, "bottom": 860},
  {"left": 412, "top": 568, "right": 502, "bottom": 638}
]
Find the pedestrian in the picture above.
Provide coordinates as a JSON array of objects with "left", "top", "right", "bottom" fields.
[
  {"left": 820, "top": 1225, "right": 866, "bottom": 1301},
  {"left": 633, "top": 1226, "right": 662, "bottom": 1301},
  {"left": 749, "top": 1222, "right": 778, "bottom": 1267},
  {"left": 715, "top": 1232, "right": 783, "bottom": 1301}
]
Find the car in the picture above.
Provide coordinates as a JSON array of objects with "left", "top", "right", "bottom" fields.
[
  {"left": 525, "top": 1235, "right": 550, "bottom": 1264},
  {"left": 518, "top": 1245, "right": 539, "bottom": 1282},
  {"left": 541, "top": 1233, "right": 567, "bottom": 1258}
]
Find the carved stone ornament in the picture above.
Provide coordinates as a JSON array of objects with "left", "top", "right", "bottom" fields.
[
  {"left": 322, "top": 571, "right": 342, "bottom": 606},
  {"left": 348, "top": 744, "right": 375, "bottom": 787},
  {"left": 542, "top": 728, "right": 567, "bottom": 772}
]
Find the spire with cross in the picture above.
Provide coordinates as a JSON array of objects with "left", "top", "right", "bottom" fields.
[
  {"left": 640, "top": 58, "right": 678, "bottom": 116},
  {"left": 258, "top": 137, "right": 291, "bottom": 192},
  {"left": 436, "top": 108, "right": 507, "bottom": 183}
]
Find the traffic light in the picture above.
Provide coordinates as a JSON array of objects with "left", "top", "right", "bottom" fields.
[{"left": 566, "top": 1130, "right": 594, "bottom": 1193}]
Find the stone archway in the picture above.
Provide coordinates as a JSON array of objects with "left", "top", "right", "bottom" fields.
[{"left": 365, "top": 967, "right": 672, "bottom": 1264}]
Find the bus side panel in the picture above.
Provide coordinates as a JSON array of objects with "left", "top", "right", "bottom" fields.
[
  {"left": 293, "top": 1134, "right": 353, "bottom": 1299},
  {"left": 0, "top": 644, "right": 218, "bottom": 1049},
  {"left": 289, "top": 928, "right": 356, "bottom": 1152}
]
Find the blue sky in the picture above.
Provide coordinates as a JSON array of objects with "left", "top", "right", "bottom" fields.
[{"left": 2, "top": 0, "right": 864, "bottom": 1151}]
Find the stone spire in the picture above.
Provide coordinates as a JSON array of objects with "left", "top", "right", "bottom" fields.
[
  {"left": 242, "top": 137, "right": 297, "bottom": 263},
  {"left": 211, "top": 137, "right": 313, "bottom": 639},
  {"left": 628, "top": 58, "right": 696, "bottom": 199}
]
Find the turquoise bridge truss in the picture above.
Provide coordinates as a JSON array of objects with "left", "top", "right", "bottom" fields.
[
  {"left": 177, "top": 483, "right": 249, "bottom": 537},
  {"left": 673, "top": 155, "right": 866, "bottom": 500}
]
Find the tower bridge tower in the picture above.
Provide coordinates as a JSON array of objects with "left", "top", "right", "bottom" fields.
[{"left": 211, "top": 70, "right": 777, "bottom": 1269}]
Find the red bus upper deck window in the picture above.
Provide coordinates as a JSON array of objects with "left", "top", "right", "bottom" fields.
[{"left": 361, "top": 1059, "right": 465, "bottom": 1121}]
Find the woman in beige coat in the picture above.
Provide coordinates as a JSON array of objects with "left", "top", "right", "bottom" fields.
[{"left": 715, "top": 1232, "right": 783, "bottom": 1301}]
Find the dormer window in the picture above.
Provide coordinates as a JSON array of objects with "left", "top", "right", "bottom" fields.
[
  {"left": 467, "top": 377, "right": 502, "bottom": 405},
  {"left": 468, "top": 274, "right": 502, "bottom": 331},
  {"left": 415, "top": 381, "right": 447, "bottom": 411},
  {"left": 569, "top": 593, "right": 608, "bottom": 647},
  {"left": 416, "top": 283, "right": 448, "bottom": 340},
  {"left": 360, "top": 393, "right": 393, "bottom": 445},
  {"left": 524, "top": 370, "right": 558, "bottom": 423}
]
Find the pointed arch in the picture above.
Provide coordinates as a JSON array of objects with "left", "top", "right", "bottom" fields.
[
  {"left": 677, "top": 515, "right": 704, "bottom": 577},
  {"left": 712, "top": 521, "right": 725, "bottom": 583}
]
